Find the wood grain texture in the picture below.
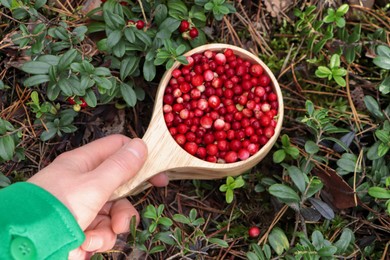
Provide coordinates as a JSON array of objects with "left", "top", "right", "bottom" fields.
[{"left": 111, "top": 43, "right": 284, "bottom": 200}]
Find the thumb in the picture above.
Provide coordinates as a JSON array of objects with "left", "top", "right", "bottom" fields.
[{"left": 90, "top": 138, "right": 147, "bottom": 195}]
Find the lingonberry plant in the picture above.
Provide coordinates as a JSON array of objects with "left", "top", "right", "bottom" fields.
[{"left": 163, "top": 48, "right": 279, "bottom": 163}]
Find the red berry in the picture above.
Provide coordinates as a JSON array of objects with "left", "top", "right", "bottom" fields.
[
  {"left": 250, "top": 64, "right": 263, "bottom": 77},
  {"left": 184, "top": 142, "right": 198, "bottom": 155},
  {"left": 191, "top": 74, "right": 204, "bottom": 87},
  {"left": 136, "top": 20, "right": 145, "bottom": 30},
  {"left": 248, "top": 226, "right": 261, "bottom": 238},
  {"left": 179, "top": 20, "right": 190, "bottom": 33},
  {"left": 80, "top": 98, "right": 87, "bottom": 108},
  {"left": 67, "top": 97, "right": 76, "bottom": 105},
  {"left": 224, "top": 48, "right": 234, "bottom": 57},
  {"left": 120, "top": 1, "right": 128, "bottom": 6},
  {"left": 225, "top": 151, "right": 238, "bottom": 163},
  {"left": 189, "top": 27, "right": 199, "bottom": 39},
  {"left": 258, "top": 75, "right": 271, "bottom": 86}
]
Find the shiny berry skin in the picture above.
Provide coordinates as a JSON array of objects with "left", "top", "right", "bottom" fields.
[
  {"left": 163, "top": 49, "right": 279, "bottom": 163},
  {"left": 189, "top": 27, "right": 199, "bottom": 39},
  {"left": 248, "top": 226, "right": 260, "bottom": 238},
  {"left": 67, "top": 97, "right": 76, "bottom": 105},
  {"left": 136, "top": 20, "right": 145, "bottom": 30},
  {"left": 179, "top": 20, "right": 190, "bottom": 33}
]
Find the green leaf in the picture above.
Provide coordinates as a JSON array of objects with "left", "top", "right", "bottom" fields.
[
  {"left": 268, "top": 227, "right": 289, "bottom": 256},
  {"left": 305, "top": 100, "right": 314, "bottom": 116},
  {"left": 364, "top": 96, "right": 384, "bottom": 119},
  {"left": 143, "top": 60, "right": 156, "bottom": 82},
  {"left": 318, "top": 246, "right": 338, "bottom": 257},
  {"left": 124, "top": 27, "right": 136, "bottom": 43},
  {"left": 375, "top": 129, "right": 390, "bottom": 143},
  {"left": 368, "top": 187, "right": 390, "bottom": 199},
  {"left": 305, "top": 140, "right": 319, "bottom": 154},
  {"left": 373, "top": 56, "right": 390, "bottom": 70},
  {"left": 134, "top": 30, "right": 152, "bottom": 46},
  {"left": 335, "top": 17, "right": 346, "bottom": 28},
  {"left": 24, "top": 75, "right": 50, "bottom": 87},
  {"left": 204, "top": 2, "right": 214, "bottom": 10},
  {"left": 120, "top": 56, "right": 139, "bottom": 80},
  {"left": 173, "top": 214, "right": 190, "bottom": 224},
  {"left": 37, "top": 55, "right": 60, "bottom": 66},
  {"left": 378, "top": 76, "right": 390, "bottom": 95},
  {"left": 334, "top": 228, "right": 354, "bottom": 254},
  {"left": 0, "top": 135, "right": 15, "bottom": 161},
  {"left": 40, "top": 125, "right": 57, "bottom": 141},
  {"left": 94, "top": 76, "right": 112, "bottom": 90},
  {"left": 149, "top": 245, "right": 165, "bottom": 254},
  {"left": 21, "top": 61, "right": 51, "bottom": 74},
  {"left": 58, "top": 49, "right": 78, "bottom": 71},
  {"left": 330, "top": 54, "right": 340, "bottom": 69},
  {"left": 337, "top": 153, "right": 360, "bottom": 173},
  {"left": 159, "top": 217, "right": 173, "bottom": 227},
  {"left": 226, "top": 188, "right": 234, "bottom": 203},
  {"left": 113, "top": 40, "right": 126, "bottom": 58},
  {"left": 333, "top": 75, "right": 346, "bottom": 87},
  {"left": 269, "top": 184, "right": 300, "bottom": 203},
  {"left": 208, "top": 238, "right": 228, "bottom": 248},
  {"left": 159, "top": 17, "right": 181, "bottom": 33},
  {"left": 176, "top": 44, "right": 186, "bottom": 56},
  {"left": 308, "top": 198, "right": 334, "bottom": 220},
  {"left": 378, "top": 143, "right": 389, "bottom": 157},
  {"left": 107, "top": 30, "right": 122, "bottom": 48},
  {"left": 0, "top": 172, "right": 11, "bottom": 188},
  {"left": 84, "top": 89, "right": 97, "bottom": 107},
  {"left": 315, "top": 66, "right": 332, "bottom": 78},
  {"left": 281, "top": 134, "right": 290, "bottom": 147},
  {"left": 103, "top": 10, "right": 125, "bottom": 29},
  {"left": 285, "top": 146, "right": 300, "bottom": 159},
  {"left": 336, "top": 4, "right": 349, "bottom": 15},
  {"left": 273, "top": 149, "right": 286, "bottom": 163},
  {"left": 94, "top": 67, "right": 111, "bottom": 77},
  {"left": 287, "top": 166, "right": 306, "bottom": 193},
  {"left": 168, "top": 0, "right": 188, "bottom": 18},
  {"left": 88, "top": 22, "right": 106, "bottom": 34},
  {"left": 377, "top": 45, "right": 390, "bottom": 58},
  {"left": 120, "top": 83, "right": 137, "bottom": 107},
  {"left": 154, "top": 4, "right": 168, "bottom": 25}
]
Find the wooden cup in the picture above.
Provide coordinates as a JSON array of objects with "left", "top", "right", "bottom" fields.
[{"left": 111, "top": 43, "right": 284, "bottom": 200}]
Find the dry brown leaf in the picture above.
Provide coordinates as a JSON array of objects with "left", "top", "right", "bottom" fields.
[
  {"left": 313, "top": 167, "right": 360, "bottom": 209},
  {"left": 264, "top": 0, "right": 292, "bottom": 21}
]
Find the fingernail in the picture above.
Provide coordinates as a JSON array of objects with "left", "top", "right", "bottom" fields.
[
  {"left": 85, "top": 235, "right": 103, "bottom": 251},
  {"left": 124, "top": 138, "right": 147, "bottom": 160}
]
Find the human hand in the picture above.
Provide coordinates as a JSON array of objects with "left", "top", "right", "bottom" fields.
[{"left": 28, "top": 135, "right": 168, "bottom": 259}]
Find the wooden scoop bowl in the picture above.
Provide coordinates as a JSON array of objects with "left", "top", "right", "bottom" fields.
[{"left": 111, "top": 43, "right": 284, "bottom": 200}]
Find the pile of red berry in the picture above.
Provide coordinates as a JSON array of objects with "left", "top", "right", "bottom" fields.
[
  {"left": 162, "top": 48, "right": 279, "bottom": 163},
  {"left": 179, "top": 20, "right": 198, "bottom": 40}
]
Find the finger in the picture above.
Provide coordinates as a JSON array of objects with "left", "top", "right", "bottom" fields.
[
  {"left": 53, "top": 134, "right": 132, "bottom": 173},
  {"left": 110, "top": 199, "right": 139, "bottom": 234},
  {"left": 89, "top": 138, "right": 147, "bottom": 195},
  {"left": 81, "top": 216, "right": 117, "bottom": 252},
  {"left": 68, "top": 248, "right": 92, "bottom": 260},
  {"left": 149, "top": 172, "right": 169, "bottom": 187}
]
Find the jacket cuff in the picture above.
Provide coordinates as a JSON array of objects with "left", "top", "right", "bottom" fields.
[{"left": 0, "top": 182, "right": 85, "bottom": 259}]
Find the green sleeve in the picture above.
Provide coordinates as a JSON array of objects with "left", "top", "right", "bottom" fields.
[{"left": 0, "top": 182, "right": 85, "bottom": 260}]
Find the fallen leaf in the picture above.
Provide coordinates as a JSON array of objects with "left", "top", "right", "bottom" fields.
[
  {"left": 264, "top": 0, "right": 292, "bottom": 22},
  {"left": 313, "top": 167, "right": 360, "bottom": 209}
]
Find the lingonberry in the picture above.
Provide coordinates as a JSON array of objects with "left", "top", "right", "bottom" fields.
[
  {"left": 248, "top": 226, "right": 261, "bottom": 238},
  {"left": 136, "top": 20, "right": 145, "bottom": 30},
  {"left": 80, "top": 98, "right": 87, "bottom": 108},
  {"left": 189, "top": 27, "right": 199, "bottom": 39},
  {"left": 67, "top": 97, "right": 76, "bottom": 105},
  {"left": 163, "top": 49, "right": 279, "bottom": 163},
  {"left": 179, "top": 20, "right": 190, "bottom": 33}
]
